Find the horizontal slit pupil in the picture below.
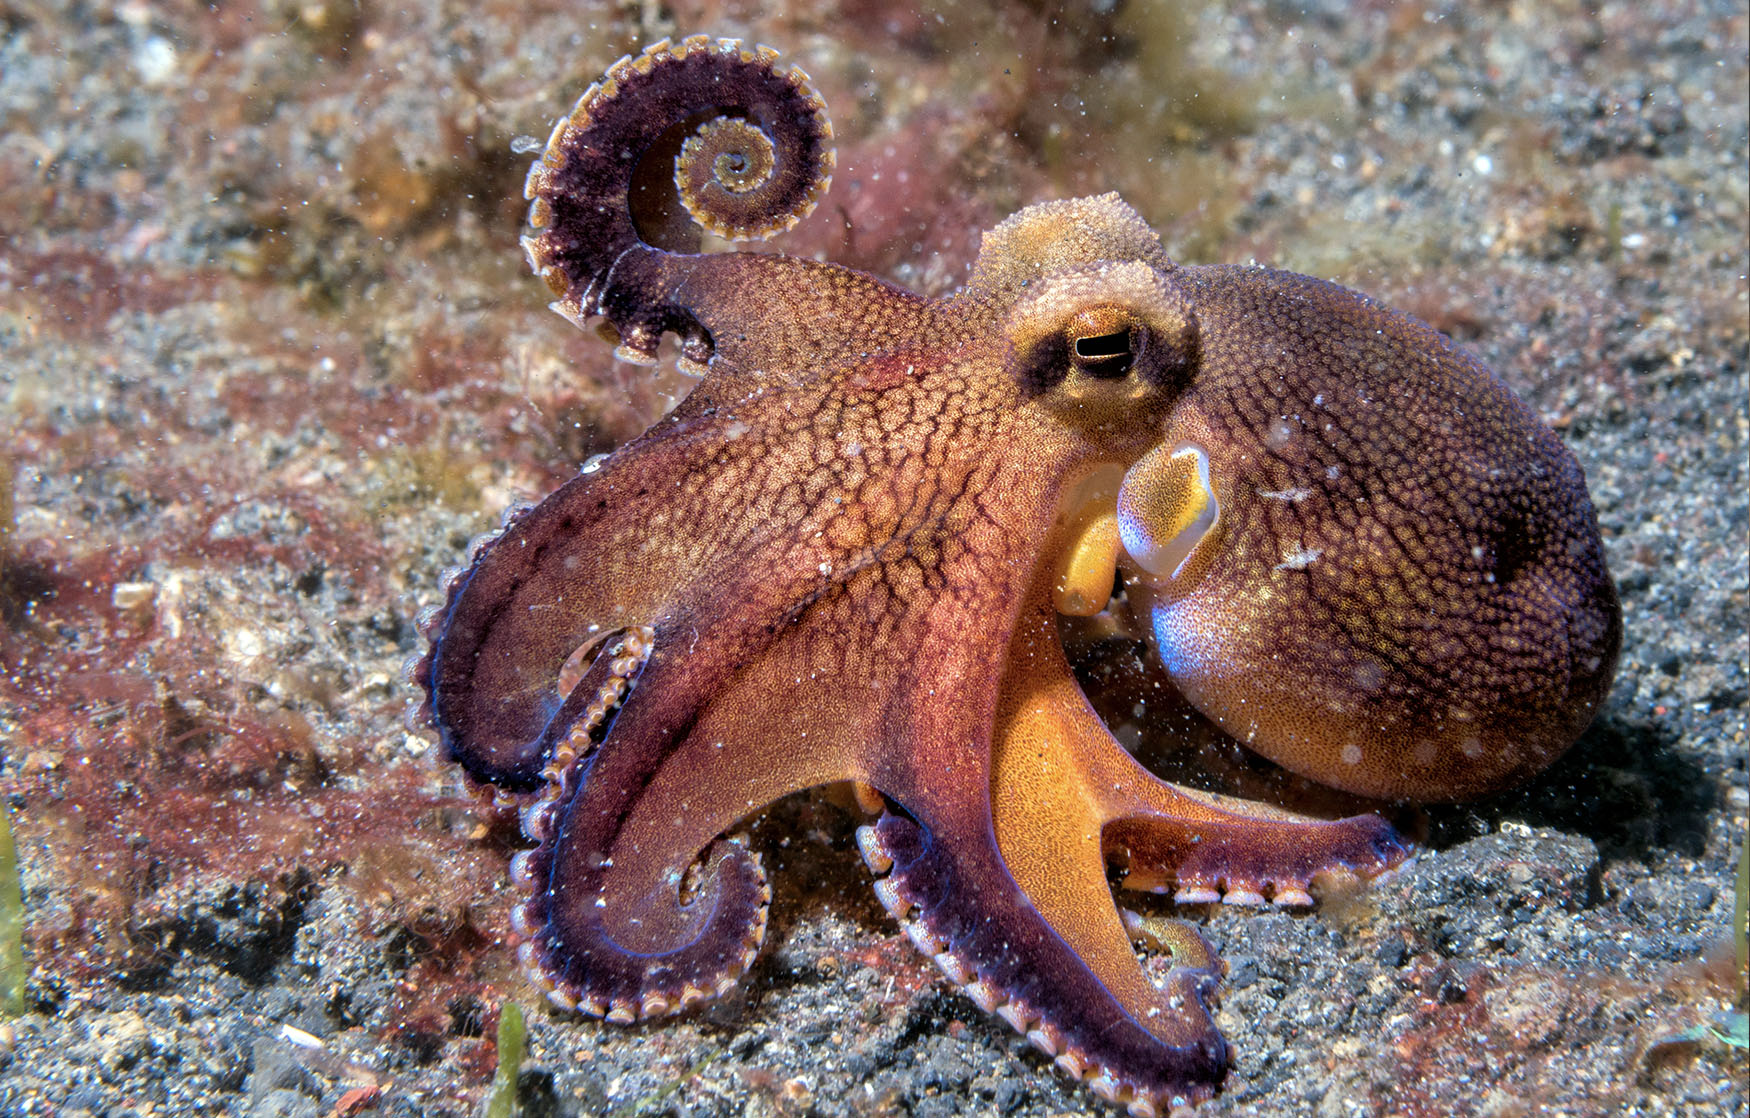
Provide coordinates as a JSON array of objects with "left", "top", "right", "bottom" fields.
[{"left": 1075, "top": 331, "right": 1130, "bottom": 358}]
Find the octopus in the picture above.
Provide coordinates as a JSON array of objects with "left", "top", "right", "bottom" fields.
[{"left": 416, "top": 37, "right": 1621, "bottom": 1115}]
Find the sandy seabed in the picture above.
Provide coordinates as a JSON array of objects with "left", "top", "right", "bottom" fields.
[{"left": 1, "top": 1, "right": 1745, "bottom": 1116}]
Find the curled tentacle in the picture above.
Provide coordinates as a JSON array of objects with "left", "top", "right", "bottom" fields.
[
  {"left": 492, "top": 584, "right": 833, "bottom": 1019},
  {"left": 677, "top": 114, "right": 811, "bottom": 240},
  {"left": 510, "top": 656, "right": 773, "bottom": 1021},
  {"left": 522, "top": 35, "right": 834, "bottom": 365},
  {"left": 518, "top": 830, "right": 769, "bottom": 1022}
]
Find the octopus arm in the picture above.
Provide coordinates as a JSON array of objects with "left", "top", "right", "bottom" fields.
[
  {"left": 513, "top": 418, "right": 1066, "bottom": 1022},
  {"left": 424, "top": 375, "right": 879, "bottom": 790},
  {"left": 997, "top": 602, "right": 1409, "bottom": 906},
  {"left": 870, "top": 577, "right": 1401, "bottom": 1111},
  {"left": 841, "top": 531, "right": 1232, "bottom": 1110},
  {"left": 522, "top": 36, "right": 935, "bottom": 375}
]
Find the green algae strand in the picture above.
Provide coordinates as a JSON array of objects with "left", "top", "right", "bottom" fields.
[
  {"left": 485, "top": 1001, "right": 525, "bottom": 1118},
  {"left": 0, "top": 801, "right": 25, "bottom": 1016}
]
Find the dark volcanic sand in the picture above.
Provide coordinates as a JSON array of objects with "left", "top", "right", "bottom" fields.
[{"left": 1, "top": 1, "right": 1745, "bottom": 1116}]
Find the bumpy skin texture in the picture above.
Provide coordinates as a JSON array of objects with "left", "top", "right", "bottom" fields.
[{"left": 416, "top": 37, "right": 1620, "bottom": 1115}]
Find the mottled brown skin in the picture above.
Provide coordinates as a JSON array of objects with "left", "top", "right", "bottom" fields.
[
  {"left": 416, "top": 36, "right": 1619, "bottom": 1115},
  {"left": 1122, "top": 264, "right": 1620, "bottom": 801}
]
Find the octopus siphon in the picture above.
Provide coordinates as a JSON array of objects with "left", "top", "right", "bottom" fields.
[{"left": 416, "top": 37, "right": 1621, "bottom": 1115}]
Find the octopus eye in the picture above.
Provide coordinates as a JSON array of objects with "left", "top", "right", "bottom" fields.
[
  {"left": 1002, "top": 261, "right": 1197, "bottom": 402},
  {"left": 1067, "top": 306, "right": 1139, "bottom": 380},
  {"left": 1116, "top": 442, "right": 1220, "bottom": 584},
  {"left": 1073, "top": 331, "right": 1128, "bottom": 359}
]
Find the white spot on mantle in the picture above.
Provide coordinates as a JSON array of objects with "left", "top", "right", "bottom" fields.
[{"left": 1275, "top": 545, "right": 1323, "bottom": 570}]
